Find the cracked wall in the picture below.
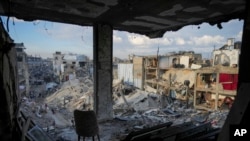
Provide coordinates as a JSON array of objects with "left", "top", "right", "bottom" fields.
[{"left": 0, "top": 22, "right": 20, "bottom": 141}]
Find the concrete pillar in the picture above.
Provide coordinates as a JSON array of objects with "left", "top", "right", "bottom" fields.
[{"left": 93, "top": 24, "right": 113, "bottom": 121}]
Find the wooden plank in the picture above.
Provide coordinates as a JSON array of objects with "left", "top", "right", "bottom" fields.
[
  {"left": 218, "top": 90, "right": 237, "bottom": 96},
  {"left": 195, "top": 88, "right": 236, "bottom": 96},
  {"left": 194, "top": 105, "right": 213, "bottom": 111}
]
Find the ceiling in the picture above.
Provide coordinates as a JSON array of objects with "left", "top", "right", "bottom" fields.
[{"left": 0, "top": 0, "right": 246, "bottom": 38}]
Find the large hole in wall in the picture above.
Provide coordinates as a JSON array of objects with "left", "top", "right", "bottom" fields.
[{"left": 0, "top": 16, "right": 244, "bottom": 140}]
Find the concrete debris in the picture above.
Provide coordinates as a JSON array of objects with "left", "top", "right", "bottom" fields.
[
  {"left": 45, "top": 77, "right": 94, "bottom": 112},
  {"left": 144, "top": 85, "right": 157, "bottom": 93},
  {"left": 20, "top": 76, "right": 95, "bottom": 140},
  {"left": 191, "top": 63, "right": 202, "bottom": 69},
  {"left": 113, "top": 81, "right": 229, "bottom": 127},
  {"left": 19, "top": 76, "right": 230, "bottom": 141},
  {"left": 162, "top": 69, "right": 195, "bottom": 88}
]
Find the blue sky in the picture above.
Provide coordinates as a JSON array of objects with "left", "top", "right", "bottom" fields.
[{"left": 1, "top": 16, "right": 243, "bottom": 59}]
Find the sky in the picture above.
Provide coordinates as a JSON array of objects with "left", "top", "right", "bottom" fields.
[{"left": 0, "top": 16, "right": 244, "bottom": 60}]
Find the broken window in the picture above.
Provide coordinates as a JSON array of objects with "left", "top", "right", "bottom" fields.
[
  {"left": 16, "top": 48, "right": 23, "bottom": 52},
  {"left": 17, "top": 56, "right": 23, "bottom": 62},
  {"left": 172, "top": 58, "right": 177, "bottom": 65},
  {"left": 72, "top": 62, "right": 76, "bottom": 64},
  {"left": 214, "top": 53, "right": 230, "bottom": 66},
  {"left": 79, "top": 62, "right": 85, "bottom": 67}
]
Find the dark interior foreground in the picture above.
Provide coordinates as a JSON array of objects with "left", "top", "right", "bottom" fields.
[{"left": 1, "top": 0, "right": 250, "bottom": 140}]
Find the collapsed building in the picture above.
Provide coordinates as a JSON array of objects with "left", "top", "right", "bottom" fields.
[
  {"left": 0, "top": 0, "right": 250, "bottom": 141},
  {"left": 53, "top": 51, "right": 91, "bottom": 82},
  {"left": 117, "top": 40, "right": 239, "bottom": 111}
]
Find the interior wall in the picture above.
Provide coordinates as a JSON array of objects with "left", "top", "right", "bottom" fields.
[
  {"left": 218, "top": 1, "right": 250, "bottom": 140},
  {"left": 0, "top": 21, "right": 20, "bottom": 141}
]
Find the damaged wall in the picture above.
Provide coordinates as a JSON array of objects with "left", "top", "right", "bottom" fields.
[
  {"left": 213, "top": 49, "right": 240, "bottom": 67},
  {"left": 118, "top": 63, "right": 133, "bottom": 85},
  {"left": 0, "top": 22, "right": 20, "bottom": 140}
]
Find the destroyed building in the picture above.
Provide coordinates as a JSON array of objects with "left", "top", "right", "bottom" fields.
[
  {"left": 212, "top": 39, "right": 241, "bottom": 67},
  {"left": 117, "top": 51, "right": 203, "bottom": 92},
  {"left": 16, "top": 43, "right": 30, "bottom": 97},
  {"left": 53, "top": 51, "right": 90, "bottom": 81},
  {"left": 0, "top": 0, "right": 250, "bottom": 141},
  {"left": 27, "top": 55, "right": 43, "bottom": 67}
]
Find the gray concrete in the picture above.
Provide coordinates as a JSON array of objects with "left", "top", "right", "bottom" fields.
[
  {"left": 0, "top": 0, "right": 245, "bottom": 38},
  {"left": 0, "top": 23, "right": 20, "bottom": 140},
  {"left": 93, "top": 24, "right": 113, "bottom": 121}
]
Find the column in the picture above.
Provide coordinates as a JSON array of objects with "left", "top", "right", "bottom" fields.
[{"left": 93, "top": 23, "right": 113, "bottom": 121}]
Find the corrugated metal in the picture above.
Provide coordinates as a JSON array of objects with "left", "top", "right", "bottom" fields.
[
  {"left": 134, "top": 78, "right": 142, "bottom": 89},
  {"left": 118, "top": 64, "right": 134, "bottom": 85}
]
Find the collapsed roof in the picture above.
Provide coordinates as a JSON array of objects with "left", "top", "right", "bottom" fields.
[{"left": 0, "top": 0, "right": 246, "bottom": 38}]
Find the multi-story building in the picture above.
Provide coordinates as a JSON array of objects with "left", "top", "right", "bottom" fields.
[
  {"left": 52, "top": 51, "right": 89, "bottom": 81},
  {"left": 53, "top": 51, "right": 64, "bottom": 76},
  {"left": 27, "top": 55, "right": 43, "bottom": 67},
  {"left": 212, "top": 39, "right": 241, "bottom": 67},
  {"left": 15, "top": 43, "right": 29, "bottom": 96}
]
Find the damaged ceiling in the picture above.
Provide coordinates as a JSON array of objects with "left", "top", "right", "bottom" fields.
[{"left": 0, "top": 0, "right": 246, "bottom": 38}]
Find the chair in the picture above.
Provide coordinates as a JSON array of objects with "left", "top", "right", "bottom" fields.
[{"left": 73, "top": 110, "right": 100, "bottom": 141}]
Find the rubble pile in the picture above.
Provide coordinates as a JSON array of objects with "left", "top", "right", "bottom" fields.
[
  {"left": 45, "top": 77, "right": 94, "bottom": 112},
  {"left": 112, "top": 82, "right": 229, "bottom": 140},
  {"left": 19, "top": 76, "right": 230, "bottom": 141},
  {"left": 21, "top": 98, "right": 56, "bottom": 128},
  {"left": 162, "top": 69, "right": 195, "bottom": 88},
  {"left": 19, "top": 76, "right": 95, "bottom": 141}
]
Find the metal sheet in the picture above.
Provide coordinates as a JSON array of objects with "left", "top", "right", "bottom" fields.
[
  {"left": 118, "top": 64, "right": 134, "bottom": 85},
  {"left": 134, "top": 78, "right": 142, "bottom": 89}
]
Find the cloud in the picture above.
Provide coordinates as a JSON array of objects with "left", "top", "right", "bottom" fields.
[
  {"left": 128, "top": 34, "right": 147, "bottom": 46},
  {"left": 37, "top": 22, "right": 92, "bottom": 41},
  {"left": 127, "top": 46, "right": 159, "bottom": 56},
  {"left": 158, "top": 37, "right": 173, "bottom": 45},
  {"left": 7, "top": 17, "right": 242, "bottom": 60},
  {"left": 175, "top": 37, "right": 185, "bottom": 45},
  {"left": 189, "top": 35, "right": 225, "bottom": 46},
  {"left": 127, "top": 33, "right": 173, "bottom": 47},
  {"left": 236, "top": 31, "right": 242, "bottom": 41},
  {"left": 113, "top": 34, "right": 122, "bottom": 43},
  {"left": 50, "top": 24, "right": 85, "bottom": 39}
]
